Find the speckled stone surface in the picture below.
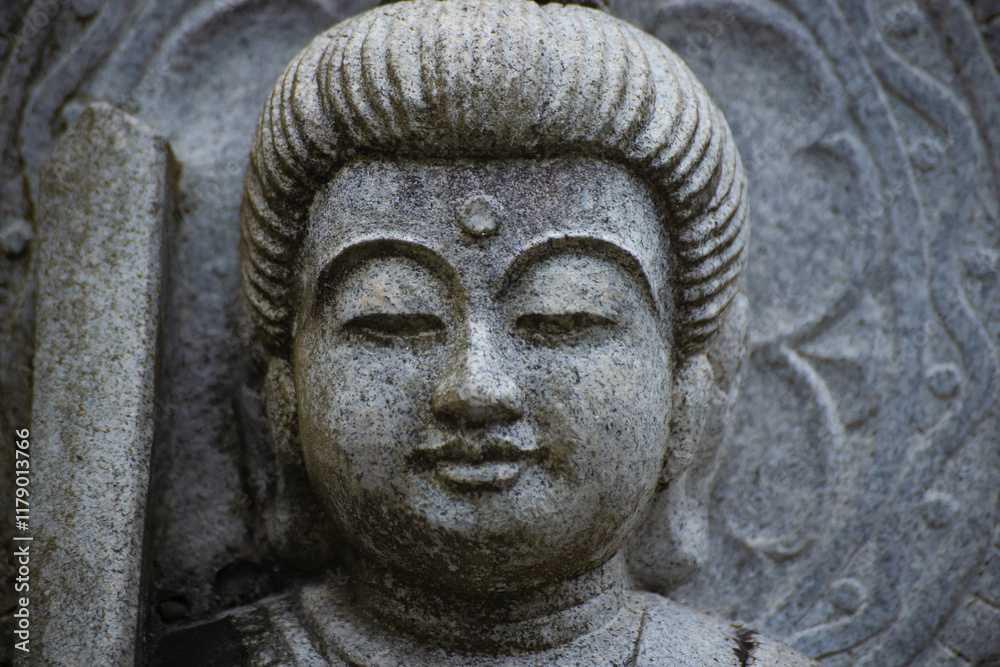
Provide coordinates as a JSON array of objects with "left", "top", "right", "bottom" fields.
[
  {"left": 29, "top": 103, "right": 176, "bottom": 665},
  {"left": 2, "top": 0, "right": 999, "bottom": 665}
]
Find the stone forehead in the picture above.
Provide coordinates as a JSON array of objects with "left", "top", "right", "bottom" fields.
[{"left": 299, "top": 158, "right": 673, "bottom": 324}]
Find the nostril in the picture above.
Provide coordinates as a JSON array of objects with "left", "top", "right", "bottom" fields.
[{"left": 431, "top": 372, "right": 523, "bottom": 424}]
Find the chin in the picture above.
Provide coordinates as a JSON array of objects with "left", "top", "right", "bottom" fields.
[{"left": 357, "top": 519, "right": 627, "bottom": 596}]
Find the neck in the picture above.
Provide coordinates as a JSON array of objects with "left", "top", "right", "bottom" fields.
[{"left": 352, "top": 552, "right": 628, "bottom": 654}]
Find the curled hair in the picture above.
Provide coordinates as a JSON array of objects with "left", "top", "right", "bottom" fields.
[{"left": 240, "top": 0, "right": 748, "bottom": 356}]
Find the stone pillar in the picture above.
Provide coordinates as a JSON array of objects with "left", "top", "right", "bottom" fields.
[{"left": 29, "top": 103, "right": 177, "bottom": 666}]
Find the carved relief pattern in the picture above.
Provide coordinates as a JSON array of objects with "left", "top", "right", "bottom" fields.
[
  {"left": 650, "top": 1, "right": 1000, "bottom": 664},
  {"left": 1, "top": 0, "right": 997, "bottom": 663}
]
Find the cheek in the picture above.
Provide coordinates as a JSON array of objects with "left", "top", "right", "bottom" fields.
[
  {"left": 295, "top": 335, "right": 443, "bottom": 491},
  {"left": 524, "top": 339, "right": 671, "bottom": 490}
]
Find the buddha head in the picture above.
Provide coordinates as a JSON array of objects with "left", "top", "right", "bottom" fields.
[{"left": 238, "top": 0, "right": 748, "bottom": 597}]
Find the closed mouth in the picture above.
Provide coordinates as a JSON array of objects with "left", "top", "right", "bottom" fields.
[{"left": 411, "top": 437, "right": 540, "bottom": 492}]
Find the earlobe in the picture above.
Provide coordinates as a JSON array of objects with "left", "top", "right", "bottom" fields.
[
  {"left": 627, "top": 469, "right": 709, "bottom": 591},
  {"left": 662, "top": 353, "right": 713, "bottom": 487}
]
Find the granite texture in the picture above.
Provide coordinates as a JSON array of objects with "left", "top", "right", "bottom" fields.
[
  {"left": 0, "top": 0, "right": 997, "bottom": 665},
  {"left": 28, "top": 102, "right": 176, "bottom": 664}
]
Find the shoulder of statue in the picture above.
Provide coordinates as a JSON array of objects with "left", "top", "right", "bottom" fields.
[
  {"left": 745, "top": 631, "right": 823, "bottom": 667},
  {"left": 151, "top": 588, "right": 349, "bottom": 667},
  {"left": 632, "top": 592, "right": 820, "bottom": 666}
]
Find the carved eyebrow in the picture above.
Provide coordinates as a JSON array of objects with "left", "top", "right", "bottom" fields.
[
  {"left": 308, "top": 238, "right": 456, "bottom": 317},
  {"left": 496, "top": 235, "right": 662, "bottom": 315}
]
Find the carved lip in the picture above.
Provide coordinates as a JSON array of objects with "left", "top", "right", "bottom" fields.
[
  {"left": 435, "top": 460, "right": 524, "bottom": 492},
  {"left": 411, "top": 437, "right": 539, "bottom": 492}
]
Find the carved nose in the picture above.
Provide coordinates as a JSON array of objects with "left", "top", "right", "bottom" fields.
[{"left": 432, "top": 332, "right": 522, "bottom": 424}]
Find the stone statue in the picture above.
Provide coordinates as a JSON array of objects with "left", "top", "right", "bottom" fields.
[
  {"left": 15, "top": 0, "right": 1000, "bottom": 664},
  {"left": 157, "top": 0, "right": 821, "bottom": 663}
]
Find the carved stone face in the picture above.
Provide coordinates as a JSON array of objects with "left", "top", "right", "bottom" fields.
[{"left": 293, "top": 158, "right": 676, "bottom": 594}]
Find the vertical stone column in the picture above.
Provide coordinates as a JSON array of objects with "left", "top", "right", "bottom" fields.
[{"left": 29, "top": 103, "right": 176, "bottom": 666}]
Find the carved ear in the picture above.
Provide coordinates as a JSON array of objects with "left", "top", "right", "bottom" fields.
[
  {"left": 254, "top": 356, "right": 344, "bottom": 571},
  {"left": 265, "top": 356, "right": 299, "bottom": 461},
  {"left": 626, "top": 294, "right": 749, "bottom": 593},
  {"left": 662, "top": 354, "right": 713, "bottom": 486},
  {"left": 626, "top": 355, "right": 712, "bottom": 591}
]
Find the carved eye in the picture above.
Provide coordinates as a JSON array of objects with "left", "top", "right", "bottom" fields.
[
  {"left": 515, "top": 312, "right": 614, "bottom": 345},
  {"left": 344, "top": 313, "right": 446, "bottom": 345}
]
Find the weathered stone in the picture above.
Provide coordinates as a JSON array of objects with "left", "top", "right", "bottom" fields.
[
  {"left": 0, "top": 0, "right": 998, "bottom": 664},
  {"left": 30, "top": 102, "right": 176, "bottom": 665}
]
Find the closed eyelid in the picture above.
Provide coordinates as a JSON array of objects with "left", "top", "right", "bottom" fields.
[
  {"left": 343, "top": 313, "right": 447, "bottom": 345},
  {"left": 516, "top": 312, "right": 616, "bottom": 331}
]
